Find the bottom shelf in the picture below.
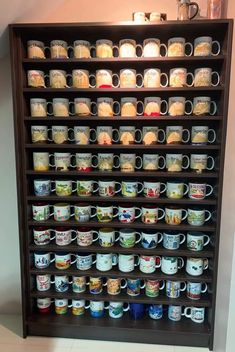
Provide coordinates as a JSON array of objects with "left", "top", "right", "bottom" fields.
[{"left": 27, "top": 313, "right": 211, "bottom": 348}]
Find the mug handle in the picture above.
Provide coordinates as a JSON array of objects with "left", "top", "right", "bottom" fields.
[
  {"left": 160, "top": 183, "right": 167, "bottom": 194},
  {"left": 185, "top": 42, "right": 193, "bottom": 57},
  {"left": 92, "top": 181, "right": 99, "bottom": 193},
  {"left": 89, "top": 74, "right": 96, "bottom": 88},
  {"left": 134, "top": 208, "right": 142, "bottom": 219},
  {"left": 49, "top": 154, "right": 55, "bottom": 167},
  {"left": 115, "top": 182, "right": 122, "bottom": 194},
  {"left": 46, "top": 102, "right": 54, "bottom": 116},
  {"left": 121, "top": 279, "right": 127, "bottom": 289},
  {"left": 134, "top": 255, "right": 140, "bottom": 266},
  {"left": 182, "top": 155, "right": 190, "bottom": 169},
  {"left": 112, "top": 128, "right": 120, "bottom": 143},
  {"left": 158, "top": 129, "right": 166, "bottom": 143},
  {"left": 136, "top": 74, "right": 144, "bottom": 88},
  {"left": 211, "top": 71, "right": 220, "bottom": 87},
  {"left": 158, "top": 208, "right": 165, "bottom": 221},
  {"left": 137, "top": 182, "right": 144, "bottom": 194},
  {"left": 181, "top": 210, "right": 188, "bottom": 221},
  {"left": 68, "top": 128, "right": 75, "bottom": 142},
  {"left": 210, "top": 101, "right": 217, "bottom": 116},
  {"left": 183, "top": 184, "right": 189, "bottom": 195},
  {"left": 90, "top": 102, "right": 97, "bottom": 116},
  {"left": 89, "top": 128, "right": 97, "bottom": 142},
  {"left": 140, "top": 282, "right": 146, "bottom": 289},
  {"left": 185, "top": 100, "right": 193, "bottom": 115},
  {"left": 71, "top": 230, "right": 77, "bottom": 242},
  {"left": 112, "top": 206, "right": 119, "bottom": 218},
  {"left": 91, "top": 155, "right": 98, "bottom": 168},
  {"left": 186, "top": 72, "right": 194, "bottom": 87},
  {"left": 70, "top": 254, "right": 77, "bottom": 265},
  {"left": 203, "top": 235, "right": 210, "bottom": 247},
  {"left": 50, "top": 253, "right": 55, "bottom": 264},
  {"left": 157, "top": 232, "right": 163, "bottom": 243},
  {"left": 201, "top": 282, "right": 208, "bottom": 293},
  {"left": 208, "top": 129, "right": 216, "bottom": 144},
  {"left": 203, "top": 258, "right": 209, "bottom": 270},
  {"left": 70, "top": 154, "right": 76, "bottom": 168},
  {"left": 69, "top": 101, "right": 75, "bottom": 116},
  {"left": 112, "top": 45, "right": 119, "bottom": 57},
  {"left": 206, "top": 156, "right": 215, "bottom": 170},
  {"left": 155, "top": 256, "right": 161, "bottom": 268},
  {"left": 159, "top": 280, "right": 165, "bottom": 290},
  {"left": 136, "top": 44, "right": 143, "bottom": 57},
  {"left": 85, "top": 302, "right": 90, "bottom": 309},
  {"left": 115, "top": 231, "right": 120, "bottom": 242},
  {"left": 179, "top": 233, "right": 186, "bottom": 244},
  {"left": 113, "top": 155, "right": 120, "bottom": 169},
  {"left": 135, "top": 156, "right": 143, "bottom": 169},
  {"left": 182, "top": 129, "right": 190, "bottom": 143},
  {"left": 65, "top": 73, "right": 73, "bottom": 88},
  {"left": 112, "top": 73, "right": 120, "bottom": 88},
  {"left": 135, "top": 129, "right": 143, "bottom": 143},
  {"left": 212, "top": 41, "right": 221, "bottom": 56},
  {"left": 72, "top": 181, "right": 77, "bottom": 193},
  {"left": 180, "top": 282, "right": 187, "bottom": 291},
  {"left": 123, "top": 303, "right": 130, "bottom": 312},
  {"left": 177, "top": 257, "right": 184, "bottom": 269},
  {"left": 137, "top": 101, "right": 144, "bottom": 116},
  {"left": 113, "top": 101, "right": 121, "bottom": 116},
  {"left": 90, "top": 206, "right": 97, "bottom": 218},
  {"left": 158, "top": 156, "right": 166, "bottom": 170},
  {"left": 161, "top": 100, "right": 168, "bottom": 115},
  {"left": 160, "top": 43, "right": 168, "bottom": 57},
  {"left": 92, "top": 231, "right": 99, "bottom": 242},
  {"left": 90, "top": 45, "right": 96, "bottom": 58},
  {"left": 206, "top": 184, "right": 213, "bottom": 197},
  {"left": 204, "top": 210, "right": 212, "bottom": 222},
  {"left": 160, "top": 73, "right": 168, "bottom": 88},
  {"left": 184, "top": 307, "right": 191, "bottom": 318},
  {"left": 135, "top": 232, "right": 142, "bottom": 244}
]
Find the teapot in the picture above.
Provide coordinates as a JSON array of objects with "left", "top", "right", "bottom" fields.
[{"left": 177, "top": 0, "right": 199, "bottom": 20}]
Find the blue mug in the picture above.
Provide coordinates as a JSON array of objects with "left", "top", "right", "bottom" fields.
[
  {"left": 149, "top": 304, "right": 163, "bottom": 320},
  {"left": 129, "top": 303, "right": 145, "bottom": 320},
  {"left": 90, "top": 300, "right": 108, "bottom": 318},
  {"left": 34, "top": 179, "right": 51, "bottom": 196}
]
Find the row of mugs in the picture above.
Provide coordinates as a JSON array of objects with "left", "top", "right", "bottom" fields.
[
  {"left": 36, "top": 274, "right": 208, "bottom": 300},
  {"left": 31, "top": 125, "right": 217, "bottom": 145},
  {"left": 34, "top": 227, "right": 211, "bottom": 252},
  {"left": 34, "top": 252, "right": 209, "bottom": 275},
  {"left": 34, "top": 179, "right": 214, "bottom": 200},
  {"left": 27, "top": 68, "right": 221, "bottom": 89},
  {"left": 33, "top": 152, "right": 216, "bottom": 172},
  {"left": 36, "top": 298, "right": 206, "bottom": 323},
  {"left": 28, "top": 36, "right": 220, "bottom": 59},
  {"left": 30, "top": 96, "right": 217, "bottom": 117},
  {"left": 32, "top": 203, "right": 213, "bottom": 226}
]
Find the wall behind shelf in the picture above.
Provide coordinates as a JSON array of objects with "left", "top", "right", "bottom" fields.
[{"left": 0, "top": 1, "right": 234, "bottom": 352}]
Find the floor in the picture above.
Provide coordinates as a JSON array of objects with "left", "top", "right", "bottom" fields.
[{"left": 0, "top": 314, "right": 209, "bottom": 352}]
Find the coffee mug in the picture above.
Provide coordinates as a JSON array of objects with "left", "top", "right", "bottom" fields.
[
  {"left": 187, "top": 208, "right": 212, "bottom": 226},
  {"left": 49, "top": 70, "right": 70, "bottom": 88},
  {"left": 72, "top": 69, "right": 95, "bottom": 88},
  {"left": 50, "top": 126, "right": 72, "bottom": 144},
  {"left": 96, "top": 125, "right": 119, "bottom": 144},
  {"left": 96, "top": 69, "right": 119, "bottom": 88},
  {"left": 119, "top": 126, "right": 142, "bottom": 145},
  {"left": 144, "top": 97, "right": 168, "bottom": 116},
  {"left": 77, "top": 228, "right": 99, "bottom": 247},
  {"left": 76, "top": 253, "right": 96, "bottom": 270},
  {"left": 169, "top": 68, "right": 194, "bottom": 87},
  {"left": 89, "top": 277, "right": 106, "bottom": 294},
  {"left": 36, "top": 274, "right": 51, "bottom": 291},
  {"left": 149, "top": 305, "right": 163, "bottom": 320},
  {"left": 37, "top": 298, "right": 51, "bottom": 313},
  {"left": 118, "top": 254, "right": 139, "bottom": 273},
  {"left": 165, "top": 207, "right": 188, "bottom": 225},
  {"left": 98, "top": 228, "right": 119, "bottom": 247},
  {"left": 139, "top": 255, "right": 161, "bottom": 274},
  {"left": 145, "top": 280, "right": 165, "bottom": 297},
  {"left": 90, "top": 300, "right": 108, "bottom": 318},
  {"left": 127, "top": 279, "right": 145, "bottom": 296},
  {"left": 166, "top": 126, "right": 190, "bottom": 145},
  {"left": 97, "top": 153, "right": 119, "bottom": 172},
  {"left": 161, "top": 256, "right": 184, "bottom": 275},
  {"left": 71, "top": 299, "right": 90, "bottom": 316},
  {"left": 98, "top": 180, "right": 121, "bottom": 197},
  {"left": 191, "top": 126, "right": 216, "bottom": 145},
  {"left": 143, "top": 38, "right": 167, "bottom": 57},
  {"left": 194, "top": 68, "right": 220, "bottom": 87},
  {"left": 27, "top": 40, "right": 46, "bottom": 58},
  {"left": 133, "top": 12, "right": 148, "bottom": 23},
  {"left": 120, "top": 97, "right": 144, "bottom": 117},
  {"left": 141, "top": 231, "right": 163, "bottom": 249},
  {"left": 194, "top": 36, "right": 220, "bottom": 56},
  {"left": 30, "top": 98, "right": 49, "bottom": 117},
  {"left": 97, "top": 99, "right": 120, "bottom": 118},
  {"left": 54, "top": 275, "right": 71, "bottom": 293},
  {"left": 141, "top": 206, "right": 165, "bottom": 224},
  {"left": 28, "top": 70, "right": 46, "bottom": 87},
  {"left": 75, "top": 153, "right": 97, "bottom": 172},
  {"left": 73, "top": 126, "right": 96, "bottom": 144},
  {"left": 143, "top": 181, "right": 166, "bottom": 198},
  {"left": 118, "top": 205, "right": 142, "bottom": 223},
  {"left": 119, "top": 229, "right": 141, "bottom": 248},
  {"left": 53, "top": 152, "right": 72, "bottom": 171},
  {"left": 142, "top": 126, "right": 165, "bottom": 145},
  {"left": 168, "top": 37, "right": 193, "bottom": 57},
  {"left": 186, "top": 257, "right": 209, "bottom": 276},
  {"left": 109, "top": 302, "right": 129, "bottom": 319},
  {"left": 50, "top": 40, "right": 69, "bottom": 58},
  {"left": 96, "top": 253, "right": 117, "bottom": 271},
  {"left": 166, "top": 280, "right": 186, "bottom": 298},
  {"left": 74, "top": 98, "right": 96, "bottom": 116},
  {"left": 32, "top": 203, "right": 50, "bottom": 221},
  {"left": 72, "top": 276, "right": 88, "bottom": 293},
  {"left": 74, "top": 204, "right": 96, "bottom": 222},
  {"left": 168, "top": 97, "right": 193, "bottom": 116},
  {"left": 96, "top": 205, "right": 118, "bottom": 223},
  {"left": 187, "top": 282, "right": 208, "bottom": 300},
  {"left": 166, "top": 154, "right": 190, "bottom": 172},
  {"left": 53, "top": 203, "right": 72, "bottom": 221},
  {"left": 184, "top": 307, "right": 205, "bottom": 323},
  {"left": 95, "top": 39, "right": 118, "bottom": 58},
  {"left": 107, "top": 278, "right": 127, "bottom": 295},
  {"left": 143, "top": 154, "right": 166, "bottom": 171},
  {"left": 34, "top": 179, "right": 51, "bottom": 197},
  {"left": 55, "top": 228, "right": 76, "bottom": 246},
  {"left": 168, "top": 305, "right": 184, "bottom": 321},
  {"left": 163, "top": 232, "right": 186, "bottom": 250},
  {"left": 143, "top": 68, "right": 168, "bottom": 88},
  {"left": 34, "top": 252, "right": 54, "bottom": 269},
  {"left": 33, "top": 152, "right": 50, "bottom": 171},
  {"left": 31, "top": 126, "right": 48, "bottom": 143},
  {"left": 193, "top": 97, "right": 217, "bottom": 116},
  {"left": 33, "top": 227, "right": 54, "bottom": 245},
  {"left": 166, "top": 182, "right": 189, "bottom": 199},
  {"left": 73, "top": 40, "right": 92, "bottom": 58},
  {"left": 121, "top": 181, "right": 144, "bottom": 198},
  {"left": 120, "top": 153, "right": 142, "bottom": 172},
  {"left": 129, "top": 303, "right": 145, "bottom": 320},
  {"left": 119, "top": 39, "right": 142, "bottom": 58},
  {"left": 54, "top": 180, "right": 74, "bottom": 197},
  {"left": 120, "top": 68, "right": 143, "bottom": 88},
  {"left": 55, "top": 252, "right": 76, "bottom": 270},
  {"left": 77, "top": 180, "right": 99, "bottom": 197},
  {"left": 188, "top": 183, "right": 213, "bottom": 200},
  {"left": 190, "top": 154, "right": 215, "bottom": 172}
]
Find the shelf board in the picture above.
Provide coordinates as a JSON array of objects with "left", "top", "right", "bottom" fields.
[
  {"left": 30, "top": 289, "right": 211, "bottom": 307},
  {"left": 30, "top": 266, "right": 212, "bottom": 282},
  {"left": 22, "top": 55, "right": 225, "bottom": 64},
  {"left": 25, "top": 143, "right": 221, "bottom": 151},
  {"left": 27, "top": 195, "right": 217, "bottom": 206},
  {"left": 29, "top": 243, "right": 214, "bottom": 258},
  {"left": 27, "top": 219, "right": 216, "bottom": 232},
  {"left": 27, "top": 313, "right": 210, "bottom": 347},
  {"left": 26, "top": 170, "right": 219, "bottom": 178},
  {"left": 24, "top": 115, "right": 223, "bottom": 122},
  {"left": 23, "top": 87, "right": 223, "bottom": 93}
]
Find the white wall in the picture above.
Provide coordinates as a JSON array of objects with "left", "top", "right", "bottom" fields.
[{"left": 0, "top": 1, "right": 235, "bottom": 352}]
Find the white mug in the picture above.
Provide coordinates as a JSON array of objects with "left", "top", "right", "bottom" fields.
[
  {"left": 161, "top": 256, "right": 184, "bottom": 275},
  {"left": 118, "top": 254, "right": 139, "bottom": 273},
  {"left": 96, "top": 253, "right": 117, "bottom": 271},
  {"left": 186, "top": 257, "right": 209, "bottom": 276}
]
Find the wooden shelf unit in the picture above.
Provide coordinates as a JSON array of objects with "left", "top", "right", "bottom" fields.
[{"left": 9, "top": 19, "right": 233, "bottom": 350}]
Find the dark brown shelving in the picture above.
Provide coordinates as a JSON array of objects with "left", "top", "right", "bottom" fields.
[
  {"left": 30, "top": 289, "right": 212, "bottom": 307},
  {"left": 28, "top": 219, "right": 216, "bottom": 232},
  {"left": 30, "top": 266, "right": 212, "bottom": 283},
  {"left": 9, "top": 19, "right": 233, "bottom": 349},
  {"left": 27, "top": 195, "right": 217, "bottom": 205},
  {"left": 29, "top": 242, "right": 214, "bottom": 258}
]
